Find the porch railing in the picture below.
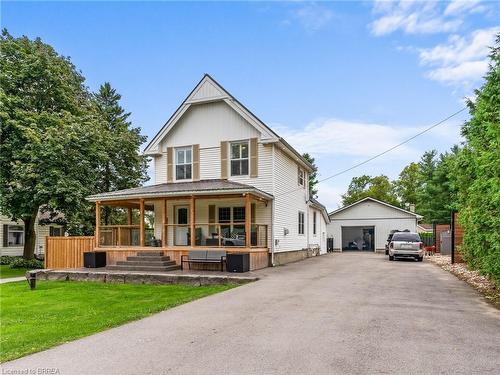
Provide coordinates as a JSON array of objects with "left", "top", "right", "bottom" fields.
[
  {"left": 98, "top": 223, "right": 268, "bottom": 248},
  {"left": 164, "top": 222, "right": 268, "bottom": 248},
  {"left": 99, "top": 225, "right": 154, "bottom": 247}
]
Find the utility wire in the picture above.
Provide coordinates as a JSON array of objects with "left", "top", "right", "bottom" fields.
[{"left": 277, "top": 107, "right": 467, "bottom": 198}]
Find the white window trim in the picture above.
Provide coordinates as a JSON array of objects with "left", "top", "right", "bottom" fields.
[
  {"left": 298, "top": 167, "right": 305, "bottom": 187},
  {"left": 174, "top": 146, "right": 193, "bottom": 182},
  {"left": 298, "top": 211, "right": 305, "bottom": 236},
  {"left": 230, "top": 140, "right": 250, "bottom": 177},
  {"left": 7, "top": 224, "right": 25, "bottom": 247}
]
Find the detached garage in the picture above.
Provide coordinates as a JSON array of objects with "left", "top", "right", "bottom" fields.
[{"left": 327, "top": 197, "right": 422, "bottom": 253}]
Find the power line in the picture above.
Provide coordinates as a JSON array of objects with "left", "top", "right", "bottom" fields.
[{"left": 277, "top": 107, "right": 467, "bottom": 198}]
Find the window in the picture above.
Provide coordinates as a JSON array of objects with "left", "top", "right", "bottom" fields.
[
  {"left": 313, "top": 212, "right": 317, "bottom": 235},
  {"left": 298, "top": 212, "right": 305, "bottom": 235},
  {"left": 7, "top": 225, "right": 24, "bottom": 246},
  {"left": 218, "top": 207, "right": 231, "bottom": 223},
  {"left": 175, "top": 147, "right": 192, "bottom": 180},
  {"left": 233, "top": 207, "right": 246, "bottom": 222},
  {"left": 298, "top": 167, "right": 305, "bottom": 187},
  {"left": 230, "top": 141, "right": 249, "bottom": 176},
  {"left": 49, "top": 226, "right": 63, "bottom": 236}
]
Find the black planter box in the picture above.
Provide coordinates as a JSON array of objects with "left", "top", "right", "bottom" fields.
[
  {"left": 84, "top": 251, "right": 107, "bottom": 268},
  {"left": 226, "top": 253, "right": 250, "bottom": 273}
]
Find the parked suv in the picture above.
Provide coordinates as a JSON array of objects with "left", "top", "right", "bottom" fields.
[{"left": 388, "top": 232, "right": 424, "bottom": 262}]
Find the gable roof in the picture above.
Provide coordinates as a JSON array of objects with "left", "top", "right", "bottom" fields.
[
  {"left": 144, "top": 74, "right": 313, "bottom": 172},
  {"left": 308, "top": 197, "right": 330, "bottom": 223},
  {"left": 328, "top": 197, "right": 423, "bottom": 219}
]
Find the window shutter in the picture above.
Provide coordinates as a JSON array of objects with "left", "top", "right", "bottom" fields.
[
  {"left": 208, "top": 205, "right": 216, "bottom": 235},
  {"left": 250, "top": 138, "right": 258, "bottom": 178},
  {"left": 192, "top": 144, "right": 200, "bottom": 181},
  {"left": 3, "top": 225, "right": 8, "bottom": 247},
  {"left": 220, "top": 141, "right": 228, "bottom": 179},
  {"left": 167, "top": 147, "right": 173, "bottom": 182}
]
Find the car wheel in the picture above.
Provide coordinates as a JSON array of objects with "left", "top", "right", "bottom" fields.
[
  {"left": 389, "top": 255, "right": 394, "bottom": 261},
  {"left": 418, "top": 256, "right": 423, "bottom": 262},
  {"left": 385, "top": 249, "right": 389, "bottom": 255}
]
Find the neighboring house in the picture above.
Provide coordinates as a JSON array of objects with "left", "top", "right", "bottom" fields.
[
  {"left": 1, "top": 212, "right": 65, "bottom": 257},
  {"left": 87, "top": 74, "right": 330, "bottom": 269},
  {"left": 326, "top": 197, "right": 422, "bottom": 253}
]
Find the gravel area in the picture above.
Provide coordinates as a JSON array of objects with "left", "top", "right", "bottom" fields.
[{"left": 426, "top": 254, "right": 499, "bottom": 308}]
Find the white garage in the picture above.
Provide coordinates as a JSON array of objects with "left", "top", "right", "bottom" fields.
[{"left": 327, "top": 197, "right": 422, "bottom": 253}]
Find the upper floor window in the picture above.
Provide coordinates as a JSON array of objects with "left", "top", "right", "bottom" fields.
[
  {"left": 175, "top": 147, "right": 192, "bottom": 180},
  {"left": 313, "top": 212, "right": 317, "bottom": 235},
  {"left": 231, "top": 141, "right": 249, "bottom": 176},
  {"left": 298, "top": 167, "right": 305, "bottom": 187},
  {"left": 298, "top": 211, "right": 305, "bottom": 235},
  {"left": 50, "top": 226, "right": 63, "bottom": 237}
]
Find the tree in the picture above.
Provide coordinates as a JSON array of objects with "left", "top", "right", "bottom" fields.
[
  {"left": 394, "top": 162, "right": 420, "bottom": 208},
  {"left": 93, "top": 82, "right": 149, "bottom": 225},
  {"left": 454, "top": 34, "right": 500, "bottom": 284},
  {"left": 302, "top": 153, "right": 318, "bottom": 197},
  {"left": 341, "top": 175, "right": 399, "bottom": 206},
  {"left": 0, "top": 30, "right": 106, "bottom": 258},
  {"left": 416, "top": 148, "right": 459, "bottom": 223}
]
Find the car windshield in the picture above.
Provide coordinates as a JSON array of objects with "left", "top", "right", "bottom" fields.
[{"left": 392, "top": 233, "right": 421, "bottom": 242}]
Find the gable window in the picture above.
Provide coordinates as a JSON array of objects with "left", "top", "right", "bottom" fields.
[
  {"left": 298, "top": 167, "right": 305, "bottom": 187},
  {"left": 230, "top": 141, "right": 249, "bottom": 176},
  {"left": 298, "top": 211, "right": 305, "bottom": 235},
  {"left": 7, "top": 225, "right": 24, "bottom": 247},
  {"left": 175, "top": 146, "right": 192, "bottom": 180},
  {"left": 313, "top": 212, "right": 317, "bottom": 235}
]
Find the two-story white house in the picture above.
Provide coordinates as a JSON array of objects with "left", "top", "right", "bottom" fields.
[{"left": 88, "top": 75, "right": 329, "bottom": 270}]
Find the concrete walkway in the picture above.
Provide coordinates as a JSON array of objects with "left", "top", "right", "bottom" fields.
[
  {"left": 0, "top": 276, "right": 25, "bottom": 284},
  {"left": 4, "top": 253, "right": 500, "bottom": 374}
]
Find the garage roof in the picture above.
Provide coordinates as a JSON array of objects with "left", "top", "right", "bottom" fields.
[{"left": 329, "top": 197, "right": 423, "bottom": 219}]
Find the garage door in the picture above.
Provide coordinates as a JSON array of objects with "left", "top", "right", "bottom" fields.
[{"left": 342, "top": 226, "right": 374, "bottom": 251}]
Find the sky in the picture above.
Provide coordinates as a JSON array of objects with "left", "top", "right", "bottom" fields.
[{"left": 2, "top": 1, "right": 499, "bottom": 210}]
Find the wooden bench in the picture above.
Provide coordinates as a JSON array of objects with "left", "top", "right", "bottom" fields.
[{"left": 181, "top": 250, "right": 226, "bottom": 271}]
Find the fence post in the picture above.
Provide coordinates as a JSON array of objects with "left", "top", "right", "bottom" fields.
[{"left": 451, "top": 211, "right": 456, "bottom": 264}]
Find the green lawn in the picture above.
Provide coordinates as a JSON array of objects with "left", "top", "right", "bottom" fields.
[
  {"left": 0, "top": 280, "right": 235, "bottom": 362},
  {"left": 0, "top": 265, "right": 29, "bottom": 279}
]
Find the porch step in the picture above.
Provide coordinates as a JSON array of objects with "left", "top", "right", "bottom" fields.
[
  {"left": 136, "top": 251, "right": 165, "bottom": 257},
  {"left": 126, "top": 256, "right": 172, "bottom": 262},
  {"left": 116, "top": 260, "right": 177, "bottom": 267},
  {"left": 107, "top": 264, "right": 181, "bottom": 272}
]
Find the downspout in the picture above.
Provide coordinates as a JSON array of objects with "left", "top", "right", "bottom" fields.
[{"left": 270, "top": 144, "right": 276, "bottom": 266}]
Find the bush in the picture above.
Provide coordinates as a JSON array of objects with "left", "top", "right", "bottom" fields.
[
  {"left": 8, "top": 258, "right": 44, "bottom": 269},
  {"left": 0, "top": 256, "right": 19, "bottom": 265}
]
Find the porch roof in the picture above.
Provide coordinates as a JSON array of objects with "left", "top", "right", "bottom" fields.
[{"left": 87, "top": 179, "right": 273, "bottom": 202}]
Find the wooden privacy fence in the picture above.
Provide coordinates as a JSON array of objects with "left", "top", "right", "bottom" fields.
[{"left": 45, "top": 236, "right": 95, "bottom": 269}]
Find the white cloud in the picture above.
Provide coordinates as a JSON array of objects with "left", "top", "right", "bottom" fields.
[
  {"left": 285, "top": 3, "right": 334, "bottom": 33},
  {"left": 274, "top": 118, "right": 423, "bottom": 159},
  {"left": 371, "top": 1, "right": 462, "bottom": 36},
  {"left": 444, "top": 0, "right": 484, "bottom": 16},
  {"left": 418, "top": 27, "right": 499, "bottom": 84}
]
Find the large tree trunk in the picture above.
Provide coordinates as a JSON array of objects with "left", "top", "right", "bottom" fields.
[{"left": 22, "top": 211, "right": 38, "bottom": 259}]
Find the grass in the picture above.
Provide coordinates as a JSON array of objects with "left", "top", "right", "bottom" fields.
[
  {"left": 0, "top": 265, "right": 29, "bottom": 279},
  {"left": 0, "top": 280, "right": 235, "bottom": 362}
]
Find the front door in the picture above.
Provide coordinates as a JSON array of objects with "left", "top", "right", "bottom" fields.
[{"left": 174, "top": 206, "right": 189, "bottom": 246}]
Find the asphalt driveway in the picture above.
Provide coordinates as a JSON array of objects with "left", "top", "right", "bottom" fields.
[{"left": 4, "top": 253, "right": 500, "bottom": 374}]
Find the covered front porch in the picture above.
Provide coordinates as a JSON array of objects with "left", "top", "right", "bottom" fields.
[{"left": 89, "top": 180, "right": 272, "bottom": 270}]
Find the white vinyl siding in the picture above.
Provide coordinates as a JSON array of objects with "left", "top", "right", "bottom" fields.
[{"left": 272, "top": 146, "right": 309, "bottom": 253}]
